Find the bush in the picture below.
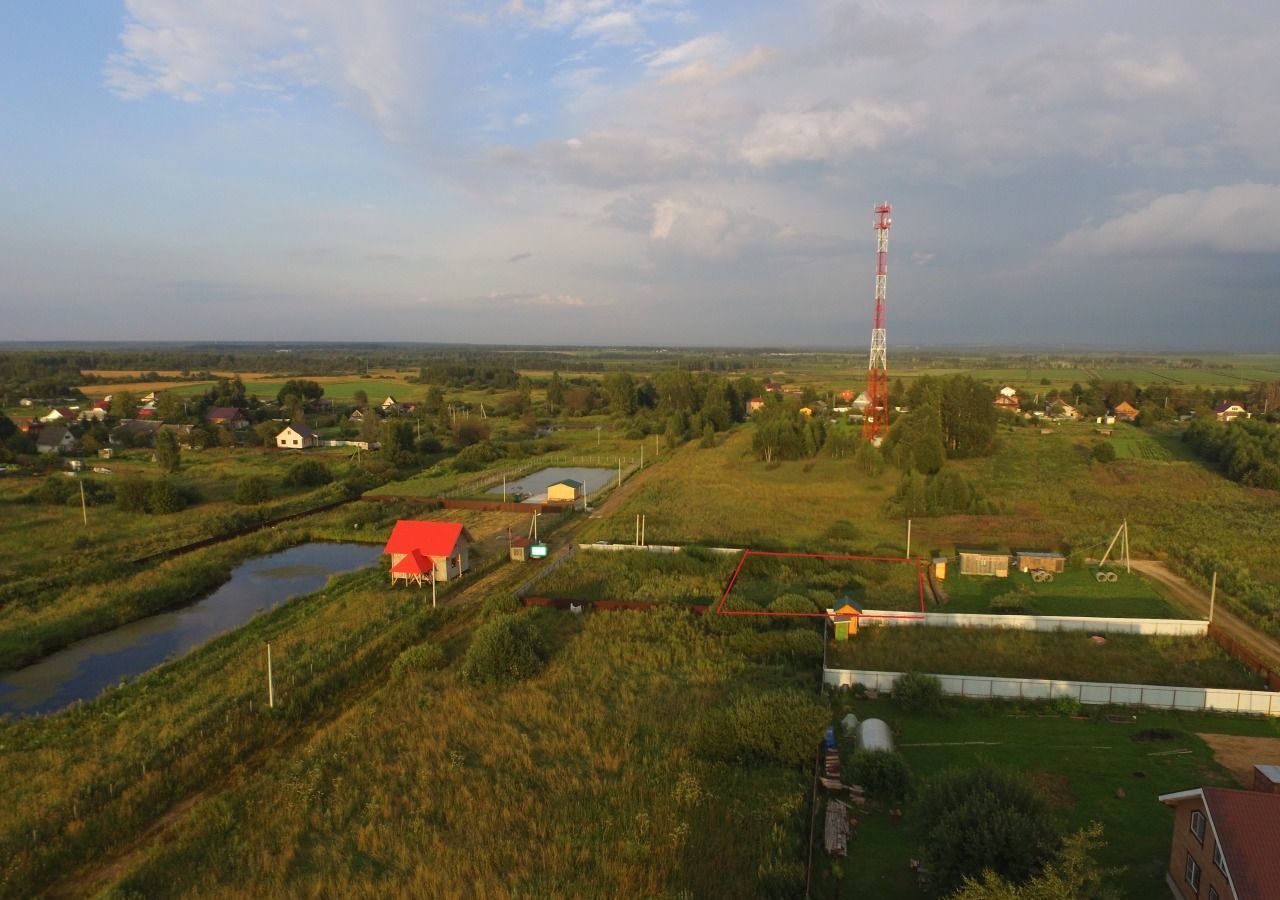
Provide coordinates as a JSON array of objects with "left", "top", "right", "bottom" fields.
[
  {"left": 989, "top": 590, "right": 1028, "bottom": 613},
  {"left": 458, "top": 614, "right": 548, "bottom": 686},
  {"left": 917, "top": 767, "right": 1060, "bottom": 896},
  {"left": 115, "top": 478, "right": 150, "bottom": 513},
  {"left": 1052, "top": 694, "right": 1082, "bottom": 717},
  {"left": 481, "top": 592, "right": 521, "bottom": 618},
  {"left": 848, "top": 749, "right": 914, "bottom": 802},
  {"left": 146, "top": 478, "right": 187, "bottom": 514},
  {"left": 1092, "top": 442, "right": 1116, "bottom": 463},
  {"left": 284, "top": 459, "right": 332, "bottom": 487},
  {"left": 696, "top": 687, "right": 828, "bottom": 767},
  {"left": 391, "top": 642, "right": 448, "bottom": 681},
  {"left": 767, "top": 593, "right": 819, "bottom": 615},
  {"left": 894, "top": 671, "right": 944, "bottom": 714},
  {"left": 234, "top": 475, "right": 272, "bottom": 505}
]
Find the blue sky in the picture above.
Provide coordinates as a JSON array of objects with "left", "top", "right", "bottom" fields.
[{"left": 1, "top": 1, "right": 1278, "bottom": 349}]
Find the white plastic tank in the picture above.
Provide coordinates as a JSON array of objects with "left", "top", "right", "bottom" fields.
[{"left": 854, "top": 718, "right": 894, "bottom": 753}]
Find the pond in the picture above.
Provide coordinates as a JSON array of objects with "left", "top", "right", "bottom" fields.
[
  {"left": 0, "top": 542, "right": 382, "bottom": 717},
  {"left": 486, "top": 466, "right": 618, "bottom": 503}
]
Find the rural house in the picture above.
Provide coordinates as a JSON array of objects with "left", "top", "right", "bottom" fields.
[
  {"left": 40, "top": 407, "right": 78, "bottom": 424},
  {"left": 35, "top": 426, "right": 75, "bottom": 454},
  {"left": 747, "top": 397, "right": 765, "bottom": 414},
  {"left": 1158, "top": 769, "right": 1280, "bottom": 900},
  {"left": 1113, "top": 400, "right": 1139, "bottom": 422},
  {"left": 204, "top": 407, "right": 248, "bottom": 430},
  {"left": 958, "top": 550, "right": 1010, "bottom": 578},
  {"left": 275, "top": 423, "right": 320, "bottom": 449},
  {"left": 1214, "top": 401, "right": 1249, "bottom": 423},
  {"left": 110, "top": 420, "right": 163, "bottom": 447},
  {"left": 383, "top": 520, "right": 474, "bottom": 583},
  {"left": 546, "top": 478, "right": 584, "bottom": 504},
  {"left": 994, "top": 393, "right": 1020, "bottom": 411}
]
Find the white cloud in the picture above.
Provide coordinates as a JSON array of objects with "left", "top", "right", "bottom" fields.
[
  {"left": 535, "top": 132, "right": 717, "bottom": 187},
  {"left": 739, "top": 101, "right": 923, "bottom": 167},
  {"left": 573, "top": 10, "right": 643, "bottom": 45},
  {"left": 621, "top": 195, "right": 847, "bottom": 261},
  {"left": 1055, "top": 183, "right": 1280, "bottom": 255},
  {"left": 104, "top": 0, "right": 423, "bottom": 133}
]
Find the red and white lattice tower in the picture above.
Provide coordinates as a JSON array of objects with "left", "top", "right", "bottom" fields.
[{"left": 863, "top": 203, "right": 892, "bottom": 444}]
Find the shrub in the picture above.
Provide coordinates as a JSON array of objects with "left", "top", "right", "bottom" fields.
[
  {"left": 115, "top": 478, "right": 150, "bottom": 513},
  {"left": 848, "top": 749, "right": 914, "bottom": 802},
  {"left": 917, "top": 767, "right": 1060, "bottom": 896},
  {"left": 1092, "top": 442, "right": 1116, "bottom": 463},
  {"left": 893, "top": 671, "right": 943, "bottom": 714},
  {"left": 234, "top": 475, "right": 272, "bottom": 505},
  {"left": 146, "top": 478, "right": 187, "bottom": 514},
  {"left": 696, "top": 687, "right": 828, "bottom": 767},
  {"left": 391, "top": 642, "right": 448, "bottom": 681},
  {"left": 284, "top": 459, "right": 332, "bottom": 487},
  {"left": 481, "top": 592, "right": 521, "bottom": 618},
  {"left": 459, "top": 614, "right": 548, "bottom": 686},
  {"left": 1052, "top": 694, "right": 1082, "bottom": 717},
  {"left": 989, "top": 590, "right": 1028, "bottom": 613},
  {"left": 767, "top": 593, "right": 819, "bottom": 615}
]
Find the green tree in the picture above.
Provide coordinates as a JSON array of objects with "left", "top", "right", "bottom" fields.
[
  {"left": 154, "top": 430, "right": 181, "bottom": 473},
  {"left": 109, "top": 390, "right": 138, "bottom": 419},
  {"left": 459, "top": 614, "right": 548, "bottom": 686},
  {"left": 284, "top": 459, "right": 332, "bottom": 487},
  {"left": 545, "top": 371, "right": 565, "bottom": 412},
  {"left": 146, "top": 478, "right": 187, "bottom": 513},
  {"left": 948, "top": 824, "right": 1118, "bottom": 900},
  {"left": 352, "top": 388, "right": 369, "bottom": 408},
  {"left": 234, "top": 475, "right": 271, "bottom": 505},
  {"left": 603, "top": 371, "right": 638, "bottom": 415},
  {"left": 919, "top": 768, "right": 1060, "bottom": 896}
]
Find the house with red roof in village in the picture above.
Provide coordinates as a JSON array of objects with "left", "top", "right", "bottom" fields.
[
  {"left": 204, "top": 407, "right": 249, "bottom": 430},
  {"left": 383, "top": 520, "right": 474, "bottom": 584},
  {"left": 1158, "top": 766, "right": 1280, "bottom": 899}
]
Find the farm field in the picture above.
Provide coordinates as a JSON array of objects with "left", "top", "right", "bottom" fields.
[
  {"left": 817, "top": 694, "right": 1280, "bottom": 899},
  {"left": 825, "top": 626, "right": 1263, "bottom": 689},
  {"left": 942, "top": 567, "right": 1190, "bottom": 618}
]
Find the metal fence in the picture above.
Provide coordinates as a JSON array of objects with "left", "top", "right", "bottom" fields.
[{"left": 823, "top": 667, "right": 1280, "bottom": 716}]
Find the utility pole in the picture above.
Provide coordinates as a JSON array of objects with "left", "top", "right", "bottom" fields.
[
  {"left": 431, "top": 573, "right": 437, "bottom": 608},
  {"left": 640, "top": 442, "right": 644, "bottom": 469},
  {"left": 79, "top": 480, "right": 88, "bottom": 527},
  {"left": 503, "top": 474, "right": 507, "bottom": 503},
  {"left": 266, "top": 643, "right": 275, "bottom": 709},
  {"left": 617, "top": 457, "right": 622, "bottom": 489},
  {"left": 641, "top": 514, "right": 646, "bottom": 547},
  {"left": 1209, "top": 570, "right": 1217, "bottom": 624},
  {"left": 635, "top": 514, "right": 640, "bottom": 547},
  {"left": 906, "top": 518, "right": 912, "bottom": 558}
]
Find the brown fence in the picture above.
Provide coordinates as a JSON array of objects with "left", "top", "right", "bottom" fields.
[
  {"left": 520, "top": 596, "right": 708, "bottom": 614},
  {"left": 362, "top": 496, "right": 573, "bottom": 514},
  {"left": 1208, "top": 625, "right": 1280, "bottom": 692}
]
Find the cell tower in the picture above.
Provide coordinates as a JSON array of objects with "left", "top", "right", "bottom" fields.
[{"left": 863, "top": 203, "right": 892, "bottom": 444}]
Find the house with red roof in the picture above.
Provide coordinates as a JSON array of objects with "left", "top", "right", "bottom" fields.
[
  {"left": 1214, "top": 401, "right": 1249, "bottom": 423},
  {"left": 204, "top": 406, "right": 249, "bottom": 429},
  {"left": 1113, "top": 400, "right": 1139, "bottom": 422},
  {"left": 1158, "top": 768, "right": 1280, "bottom": 900},
  {"left": 383, "top": 520, "right": 474, "bottom": 583}
]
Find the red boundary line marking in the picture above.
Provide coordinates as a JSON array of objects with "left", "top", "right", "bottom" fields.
[{"left": 716, "top": 548, "right": 927, "bottom": 618}]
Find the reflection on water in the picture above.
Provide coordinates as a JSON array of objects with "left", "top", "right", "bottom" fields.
[{"left": 0, "top": 542, "right": 381, "bottom": 716}]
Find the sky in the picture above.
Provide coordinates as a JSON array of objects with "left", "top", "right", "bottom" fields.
[{"left": 1, "top": 1, "right": 1278, "bottom": 350}]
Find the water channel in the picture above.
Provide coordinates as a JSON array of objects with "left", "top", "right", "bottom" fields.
[{"left": 0, "top": 542, "right": 382, "bottom": 717}]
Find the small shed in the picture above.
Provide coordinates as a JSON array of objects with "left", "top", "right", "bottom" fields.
[
  {"left": 546, "top": 478, "right": 584, "bottom": 503},
  {"left": 1253, "top": 765, "right": 1280, "bottom": 795},
  {"left": 1015, "top": 551, "right": 1066, "bottom": 574},
  {"left": 829, "top": 601, "right": 862, "bottom": 640},
  {"left": 840, "top": 713, "right": 859, "bottom": 735},
  {"left": 932, "top": 557, "right": 948, "bottom": 580},
  {"left": 509, "top": 535, "right": 531, "bottom": 562},
  {"left": 854, "top": 718, "right": 894, "bottom": 753},
  {"left": 959, "top": 550, "right": 1010, "bottom": 578}
]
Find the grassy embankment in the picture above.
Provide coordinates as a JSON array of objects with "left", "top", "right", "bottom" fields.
[
  {"left": 826, "top": 627, "right": 1263, "bottom": 689},
  {"left": 816, "top": 693, "right": 1280, "bottom": 900}
]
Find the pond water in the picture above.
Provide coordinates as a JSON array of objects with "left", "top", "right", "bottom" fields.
[
  {"left": 486, "top": 466, "right": 618, "bottom": 503},
  {"left": 0, "top": 542, "right": 382, "bottom": 717}
]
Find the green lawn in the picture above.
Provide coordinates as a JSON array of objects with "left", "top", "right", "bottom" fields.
[
  {"left": 942, "top": 567, "right": 1191, "bottom": 618},
  {"left": 814, "top": 695, "right": 1280, "bottom": 899},
  {"left": 826, "top": 627, "right": 1263, "bottom": 689}
]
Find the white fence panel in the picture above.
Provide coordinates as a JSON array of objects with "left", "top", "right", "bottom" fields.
[{"left": 823, "top": 667, "right": 1280, "bottom": 717}]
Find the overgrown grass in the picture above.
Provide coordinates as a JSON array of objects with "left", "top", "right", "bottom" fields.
[
  {"left": 826, "top": 627, "right": 1263, "bottom": 689},
  {"left": 533, "top": 548, "right": 738, "bottom": 604}
]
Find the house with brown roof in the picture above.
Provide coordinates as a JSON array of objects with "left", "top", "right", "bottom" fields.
[
  {"left": 35, "top": 426, "right": 75, "bottom": 454},
  {"left": 204, "top": 407, "right": 248, "bottom": 429},
  {"left": 1113, "top": 400, "right": 1139, "bottom": 422},
  {"left": 275, "top": 423, "right": 320, "bottom": 449},
  {"left": 1158, "top": 769, "right": 1280, "bottom": 899}
]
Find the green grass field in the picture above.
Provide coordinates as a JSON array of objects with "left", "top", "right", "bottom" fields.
[
  {"left": 817, "top": 694, "right": 1280, "bottom": 899},
  {"left": 942, "top": 567, "right": 1189, "bottom": 618},
  {"left": 826, "top": 627, "right": 1262, "bottom": 689}
]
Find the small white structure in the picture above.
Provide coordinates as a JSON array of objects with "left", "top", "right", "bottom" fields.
[
  {"left": 840, "top": 713, "right": 859, "bottom": 735},
  {"left": 854, "top": 718, "right": 894, "bottom": 753}
]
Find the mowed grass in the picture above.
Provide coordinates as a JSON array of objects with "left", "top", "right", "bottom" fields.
[
  {"left": 821, "top": 694, "right": 1280, "bottom": 900},
  {"left": 942, "top": 568, "right": 1190, "bottom": 618},
  {"left": 826, "top": 627, "right": 1263, "bottom": 689},
  {"left": 96, "top": 609, "right": 813, "bottom": 899}
]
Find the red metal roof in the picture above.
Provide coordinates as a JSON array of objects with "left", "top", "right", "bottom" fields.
[
  {"left": 384, "top": 520, "right": 472, "bottom": 560},
  {"left": 389, "top": 548, "right": 433, "bottom": 575},
  {"left": 1203, "top": 787, "right": 1280, "bottom": 897}
]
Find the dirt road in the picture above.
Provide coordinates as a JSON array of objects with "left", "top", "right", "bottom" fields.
[{"left": 1131, "top": 559, "right": 1280, "bottom": 672}]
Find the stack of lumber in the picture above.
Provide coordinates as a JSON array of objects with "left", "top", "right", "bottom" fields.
[{"left": 824, "top": 799, "right": 850, "bottom": 856}]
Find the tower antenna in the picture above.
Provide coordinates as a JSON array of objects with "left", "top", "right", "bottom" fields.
[{"left": 863, "top": 203, "right": 893, "bottom": 444}]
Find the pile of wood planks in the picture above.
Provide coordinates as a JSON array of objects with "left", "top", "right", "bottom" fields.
[{"left": 824, "top": 799, "right": 850, "bottom": 856}]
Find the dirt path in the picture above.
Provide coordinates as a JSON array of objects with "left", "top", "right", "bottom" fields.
[
  {"left": 1131, "top": 559, "right": 1280, "bottom": 672},
  {"left": 1197, "top": 733, "right": 1280, "bottom": 787}
]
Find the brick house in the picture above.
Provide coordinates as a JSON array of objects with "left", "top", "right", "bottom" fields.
[{"left": 1158, "top": 770, "right": 1280, "bottom": 899}]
